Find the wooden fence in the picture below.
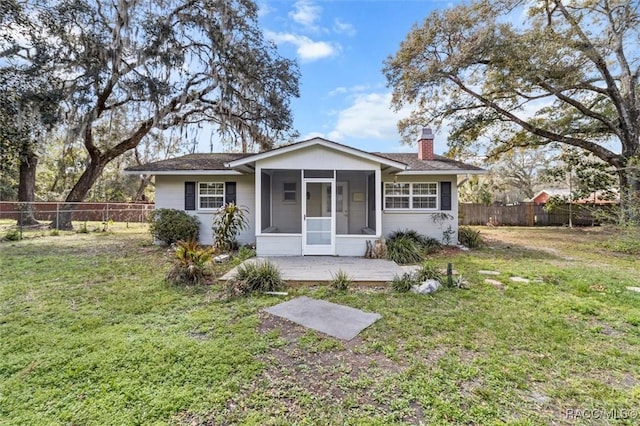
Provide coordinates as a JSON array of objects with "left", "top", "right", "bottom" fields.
[{"left": 459, "top": 202, "right": 614, "bottom": 226}]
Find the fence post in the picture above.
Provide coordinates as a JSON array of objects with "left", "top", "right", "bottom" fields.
[{"left": 56, "top": 203, "right": 60, "bottom": 230}]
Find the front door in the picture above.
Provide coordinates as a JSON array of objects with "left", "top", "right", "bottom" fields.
[{"left": 303, "top": 179, "right": 335, "bottom": 255}]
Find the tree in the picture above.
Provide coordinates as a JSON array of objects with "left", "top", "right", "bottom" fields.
[
  {"left": 385, "top": 0, "right": 640, "bottom": 222},
  {"left": 1, "top": 1, "right": 63, "bottom": 224},
  {"left": 490, "top": 148, "right": 553, "bottom": 201},
  {"left": 3, "top": 0, "right": 299, "bottom": 229}
]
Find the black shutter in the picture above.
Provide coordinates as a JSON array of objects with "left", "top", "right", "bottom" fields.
[
  {"left": 185, "top": 182, "right": 196, "bottom": 210},
  {"left": 225, "top": 182, "right": 237, "bottom": 204},
  {"left": 381, "top": 182, "right": 385, "bottom": 210},
  {"left": 440, "top": 181, "right": 452, "bottom": 211}
]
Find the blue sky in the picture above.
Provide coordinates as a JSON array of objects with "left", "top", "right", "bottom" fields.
[{"left": 244, "top": 0, "right": 455, "bottom": 155}]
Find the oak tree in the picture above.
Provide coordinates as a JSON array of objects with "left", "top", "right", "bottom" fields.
[{"left": 385, "top": 0, "right": 640, "bottom": 222}]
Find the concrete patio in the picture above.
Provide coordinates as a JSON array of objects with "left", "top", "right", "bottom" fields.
[{"left": 221, "top": 256, "right": 413, "bottom": 285}]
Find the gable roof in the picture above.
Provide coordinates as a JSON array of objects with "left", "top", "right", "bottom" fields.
[
  {"left": 225, "top": 137, "right": 408, "bottom": 172},
  {"left": 124, "top": 137, "right": 485, "bottom": 175}
]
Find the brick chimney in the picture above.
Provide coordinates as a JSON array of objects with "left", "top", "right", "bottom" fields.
[{"left": 418, "top": 127, "right": 434, "bottom": 160}]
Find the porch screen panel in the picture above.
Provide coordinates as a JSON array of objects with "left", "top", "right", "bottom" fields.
[{"left": 305, "top": 182, "right": 331, "bottom": 245}]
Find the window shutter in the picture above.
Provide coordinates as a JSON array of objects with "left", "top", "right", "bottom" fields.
[
  {"left": 185, "top": 182, "right": 196, "bottom": 210},
  {"left": 381, "top": 182, "right": 384, "bottom": 210},
  {"left": 225, "top": 182, "right": 237, "bottom": 204},
  {"left": 440, "top": 182, "right": 452, "bottom": 211}
]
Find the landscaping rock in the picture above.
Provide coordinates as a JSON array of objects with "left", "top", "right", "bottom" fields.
[
  {"left": 484, "top": 278, "right": 504, "bottom": 289},
  {"left": 411, "top": 279, "right": 441, "bottom": 294},
  {"left": 478, "top": 270, "right": 501, "bottom": 275},
  {"left": 626, "top": 286, "right": 640, "bottom": 293},
  {"left": 213, "top": 254, "right": 230, "bottom": 263},
  {"left": 510, "top": 277, "right": 531, "bottom": 283}
]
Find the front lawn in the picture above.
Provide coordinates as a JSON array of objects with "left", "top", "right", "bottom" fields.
[{"left": 1, "top": 226, "right": 639, "bottom": 425}]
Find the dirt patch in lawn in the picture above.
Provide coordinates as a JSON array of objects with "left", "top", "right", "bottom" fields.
[{"left": 227, "top": 313, "right": 419, "bottom": 422}]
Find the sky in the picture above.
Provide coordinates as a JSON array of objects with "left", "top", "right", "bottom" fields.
[{"left": 211, "top": 0, "right": 456, "bottom": 155}]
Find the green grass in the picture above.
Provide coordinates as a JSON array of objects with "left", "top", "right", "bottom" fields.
[{"left": 2, "top": 225, "right": 640, "bottom": 424}]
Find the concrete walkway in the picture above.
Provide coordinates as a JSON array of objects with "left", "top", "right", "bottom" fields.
[{"left": 221, "top": 256, "right": 406, "bottom": 285}]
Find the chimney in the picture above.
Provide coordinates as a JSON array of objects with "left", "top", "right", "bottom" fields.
[{"left": 418, "top": 127, "right": 434, "bottom": 160}]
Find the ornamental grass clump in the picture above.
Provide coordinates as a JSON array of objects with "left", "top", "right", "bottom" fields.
[
  {"left": 386, "top": 229, "right": 442, "bottom": 264},
  {"left": 458, "top": 226, "right": 483, "bottom": 248},
  {"left": 227, "top": 260, "right": 284, "bottom": 296},
  {"left": 166, "top": 240, "right": 216, "bottom": 285},
  {"left": 331, "top": 269, "right": 352, "bottom": 291}
]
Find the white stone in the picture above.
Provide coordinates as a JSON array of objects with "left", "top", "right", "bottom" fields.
[
  {"left": 510, "top": 277, "right": 531, "bottom": 283},
  {"left": 411, "top": 279, "right": 441, "bottom": 294},
  {"left": 626, "top": 286, "right": 640, "bottom": 293},
  {"left": 478, "top": 270, "right": 501, "bottom": 275},
  {"left": 213, "top": 254, "right": 230, "bottom": 263}
]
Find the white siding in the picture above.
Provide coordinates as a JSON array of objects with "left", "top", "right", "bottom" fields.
[
  {"left": 257, "top": 145, "right": 379, "bottom": 170},
  {"left": 256, "top": 235, "right": 302, "bottom": 256},
  {"left": 155, "top": 174, "right": 255, "bottom": 245},
  {"left": 335, "top": 236, "right": 377, "bottom": 256},
  {"left": 381, "top": 173, "right": 459, "bottom": 243}
]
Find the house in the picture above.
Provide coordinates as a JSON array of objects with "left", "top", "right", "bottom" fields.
[
  {"left": 531, "top": 189, "right": 619, "bottom": 205},
  {"left": 531, "top": 189, "right": 571, "bottom": 205},
  {"left": 125, "top": 128, "right": 484, "bottom": 256}
]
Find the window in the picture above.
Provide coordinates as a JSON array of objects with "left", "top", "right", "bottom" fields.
[
  {"left": 283, "top": 182, "right": 296, "bottom": 202},
  {"left": 384, "top": 182, "right": 437, "bottom": 210},
  {"left": 198, "top": 182, "right": 224, "bottom": 209}
]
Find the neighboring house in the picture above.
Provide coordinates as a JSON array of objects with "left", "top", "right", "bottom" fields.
[
  {"left": 531, "top": 189, "right": 571, "bottom": 205},
  {"left": 531, "top": 189, "right": 619, "bottom": 205},
  {"left": 125, "top": 128, "right": 484, "bottom": 256}
]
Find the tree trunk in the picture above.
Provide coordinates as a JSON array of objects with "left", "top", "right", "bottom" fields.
[
  {"left": 17, "top": 147, "right": 40, "bottom": 226},
  {"left": 52, "top": 159, "right": 106, "bottom": 229},
  {"left": 618, "top": 168, "right": 640, "bottom": 224},
  {"left": 133, "top": 176, "right": 151, "bottom": 202}
]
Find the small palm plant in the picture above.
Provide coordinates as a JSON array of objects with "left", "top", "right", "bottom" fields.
[
  {"left": 166, "top": 240, "right": 216, "bottom": 285},
  {"left": 212, "top": 202, "right": 248, "bottom": 253}
]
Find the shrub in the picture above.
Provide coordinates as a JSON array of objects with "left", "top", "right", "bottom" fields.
[
  {"left": 149, "top": 208, "right": 200, "bottom": 245},
  {"left": 232, "top": 245, "right": 256, "bottom": 266},
  {"left": 391, "top": 272, "right": 418, "bottom": 292},
  {"left": 458, "top": 226, "right": 483, "bottom": 248},
  {"left": 165, "top": 240, "right": 216, "bottom": 285},
  {"left": 331, "top": 269, "right": 351, "bottom": 291},
  {"left": 386, "top": 229, "right": 441, "bottom": 264},
  {"left": 414, "top": 262, "right": 444, "bottom": 283},
  {"left": 232, "top": 260, "right": 284, "bottom": 294},
  {"left": 213, "top": 203, "right": 248, "bottom": 252},
  {"left": 3, "top": 229, "right": 21, "bottom": 241}
]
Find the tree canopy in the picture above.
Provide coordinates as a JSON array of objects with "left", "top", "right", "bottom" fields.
[
  {"left": 1, "top": 0, "right": 299, "bottom": 226},
  {"left": 385, "top": 0, "right": 640, "bottom": 221}
]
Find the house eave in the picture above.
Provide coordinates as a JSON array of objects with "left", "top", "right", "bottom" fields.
[
  {"left": 395, "top": 169, "right": 487, "bottom": 176},
  {"left": 123, "top": 169, "right": 243, "bottom": 176}
]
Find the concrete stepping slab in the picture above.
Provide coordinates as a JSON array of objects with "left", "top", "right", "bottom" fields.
[
  {"left": 264, "top": 296, "right": 381, "bottom": 340},
  {"left": 627, "top": 286, "right": 640, "bottom": 293},
  {"left": 478, "top": 270, "right": 501, "bottom": 275},
  {"left": 484, "top": 278, "right": 504, "bottom": 289},
  {"left": 510, "top": 277, "right": 531, "bottom": 283}
]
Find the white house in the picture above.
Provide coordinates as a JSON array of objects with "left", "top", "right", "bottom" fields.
[{"left": 125, "top": 129, "right": 484, "bottom": 256}]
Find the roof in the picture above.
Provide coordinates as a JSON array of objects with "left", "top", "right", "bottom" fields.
[
  {"left": 375, "top": 153, "right": 485, "bottom": 174},
  {"left": 225, "top": 137, "right": 408, "bottom": 172},
  {"left": 124, "top": 139, "right": 485, "bottom": 175},
  {"left": 124, "top": 153, "right": 253, "bottom": 175}
]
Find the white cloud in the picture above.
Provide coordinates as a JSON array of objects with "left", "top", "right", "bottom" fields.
[
  {"left": 333, "top": 18, "right": 356, "bottom": 36},
  {"left": 289, "top": 0, "right": 321, "bottom": 31},
  {"left": 265, "top": 30, "right": 339, "bottom": 61},
  {"left": 327, "top": 92, "right": 411, "bottom": 142}
]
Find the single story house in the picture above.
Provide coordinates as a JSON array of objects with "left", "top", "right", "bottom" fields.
[{"left": 125, "top": 128, "right": 484, "bottom": 256}]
